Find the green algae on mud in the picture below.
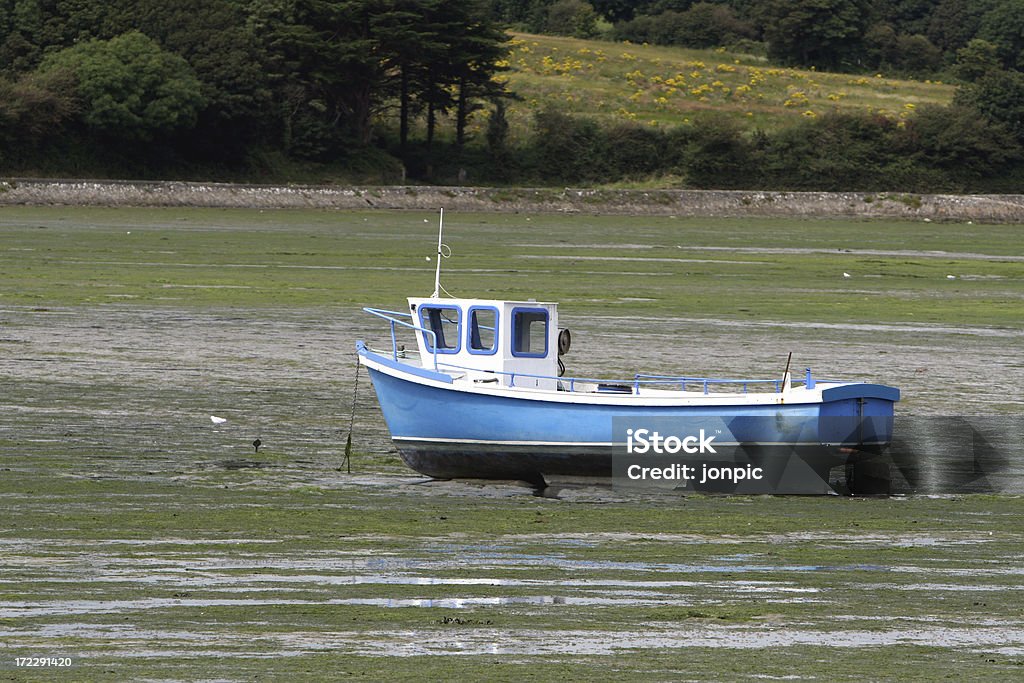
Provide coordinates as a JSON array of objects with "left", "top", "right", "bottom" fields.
[
  {"left": 4, "top": 463, "right": 1024, "bottom": 680},
  {"left": 2, "top": 206, "right": 1024, "bottom": 680},
  {"left": 1, "top": 206, "right": 1022, "bottom": 326}
]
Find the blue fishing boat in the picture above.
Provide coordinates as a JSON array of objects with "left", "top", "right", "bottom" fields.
[{"left": 357, "top": 215, "right": 899, "bottom": 494}]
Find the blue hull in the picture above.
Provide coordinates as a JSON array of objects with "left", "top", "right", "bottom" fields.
[{"left": 361, "top": 347, "right": 898, "bottom": 493}]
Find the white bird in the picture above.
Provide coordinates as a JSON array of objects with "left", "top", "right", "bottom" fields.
[
  {"left": 946, "top": 275, "right": 956, "bottom": 280},
  {"left": 210, "top": 415, "right": 227, "bottom": 424},
  {"left": 843, "top": 272, "right": 851, "bottom": 278}
]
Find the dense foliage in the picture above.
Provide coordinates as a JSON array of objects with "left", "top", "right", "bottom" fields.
[
  {"left": 515, "top": 107, "right": 1022, "bottom": 192},
  {"left": 0, "top": 0, "right": 1022, "bottom": 191},
  {"left": 500, "top": 0, "right": 1017, "bottom": 79},
  {"left": 0, "top": 0, "right": 510, "bottom": 178}
]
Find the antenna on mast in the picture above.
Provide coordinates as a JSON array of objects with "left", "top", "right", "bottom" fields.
[{"left": 431, "top": 208, "right": 451, "bottom": 298}]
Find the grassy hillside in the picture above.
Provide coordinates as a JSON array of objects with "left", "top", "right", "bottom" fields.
[{"left": 490, "top": 33, "right": 956, "bottom": 142}]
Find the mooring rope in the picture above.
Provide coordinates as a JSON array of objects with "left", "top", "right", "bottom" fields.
[{"left": 342, "top": 356, "right": 361, "bottom": 474}]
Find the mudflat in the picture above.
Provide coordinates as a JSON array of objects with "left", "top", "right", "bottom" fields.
[{"left": 2, "top": 207, "right": 1022, "bottom": 679}]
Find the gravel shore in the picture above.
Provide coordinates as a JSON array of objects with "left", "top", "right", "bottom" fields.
[{"left": 2, "top": 178, "right": 1023, "bottom": 221}]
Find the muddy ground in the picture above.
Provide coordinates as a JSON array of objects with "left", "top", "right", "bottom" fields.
[
  {"left": 3, "top": 304, "right": 1024, "bottom": 679},
  {"left": 2, "top": 208, "right": 1023, "bottom": 679}
]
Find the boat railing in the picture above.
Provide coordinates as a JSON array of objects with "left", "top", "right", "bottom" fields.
[
  {"left": 633, "top": 373, "right": 783, "bottom": 395},
  {"left": 633, "top": 368, "right": 841, "bottom": 394},
  {"left": 432, "top": 362, "right": 647, "bottom": 392},
  {"left": 364, "top": 309, "right": 836, "bottom": 394},
  {"left": 362, "top": 307, "right": 440, "bottom": 370},
  {"left": 430, "top": 362, "right": 820, "bottom": 395}
]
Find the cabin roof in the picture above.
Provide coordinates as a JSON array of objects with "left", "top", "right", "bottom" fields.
[{"left": 408, "top": 296, "right": 557, "bottom": 307}]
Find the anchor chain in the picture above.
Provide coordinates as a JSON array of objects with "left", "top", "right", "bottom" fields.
[{"left": 342, "top": 356, "right": 361, "bottom": 474}]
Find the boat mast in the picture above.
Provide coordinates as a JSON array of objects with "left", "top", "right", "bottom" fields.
[{"left": 432, "top": 208, "right": 445, "bottom": 298}]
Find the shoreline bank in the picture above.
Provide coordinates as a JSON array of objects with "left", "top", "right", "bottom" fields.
[{"left": 2, "top": 178, "right": 1023, "bottom": 222}]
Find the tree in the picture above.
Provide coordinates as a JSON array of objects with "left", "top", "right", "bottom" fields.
[
  {"left": 0, "top": 0, "right": 135, "bottom": 76},
  {"left": 602, "top": 123, "right": 665, "bottom": 177},
  {"left": 952, "top": 39, "right": 1002, "bottom": 82},
  {"left": 0, "top": 0, "right": 44, "bottom": 75},
  {"left": 488, "top": 0, "right": 547, "bottom": 27},
  {"left": 895, "top": 34, "right": 942, "bottom": 75},
  {"left": 486, "top": 97, "right": 510, "bottom": 153},
  {"left": 978, "top": 0, "right": 1024, "bottom": 71},
  {"left": 38, "top": 31, "right": 204, "bottom": 140},
  {"left": 545, "top": 0, "right": 599, "bottom": 38},
  {"left": 444, "top": 0, "right": 512, "bottom": 148},
  {"left": 590, "top": 0, "right": 655, "bottom": 23},
  {"left": 256, "top": 0, "right": 387, "bottom": 149},
  {"left": 126, "top": 0, "right": 274, "bottom": 133},
  {"left": 873, "top": 0, "right": 942, "bottom": 38},
  {"left": 0, "top": 68, "right": 78, "bottom": 149},
  {"left": 531, "top": 109, "right": 605, "bottom": 182},
  {"left": 611, "top": 13, "right": 666, "bottom": 44},
  {"left": 0, "top": 0, "right": 273, "bottom": 158},
  {"left": 865, "top": 24, "right": 942, "bottom": 75},
  {"left": 898, "top": 104, "right": 1020, "bottom": 181},
  {"left": 763, "top": 0, "right": 872, "bottom": 70},
  {"left": 955, "top": 68, "right": 1024, "bottom": 145},
  {"left": 485, "top": 97, "right": 514, "bottom": 179},
  {"left": 927, "top": 0, "right": 998, "bottom": 53},
  {"left": 611, "top": 4, "right": 754, "bottom": 48},
  {"left": 685, "top": 117, "right": 757, "bottom": 188},
  {"left": 864, "top": 23, "right": 900, "bottom": 68},
  {"left": 761, "top": 112, "right": 896, "bottom": 190},
  {"left": 674, "top": 3, "right": 755, "bottom": 48},
  {"left": 322, "top": 0, "right": 390, "bottom": 146},
  {"left": 408, "top": 0, "right": 510, "bottom": 150},
  {"left": 255, "top": 0, "right": 509, "bottom": 159},
  {"left": 372, "top": 0, "right": 446, "bottom": 151}
]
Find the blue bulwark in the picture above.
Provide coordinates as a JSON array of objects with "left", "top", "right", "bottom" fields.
[
  {"left": 418, "top": 304, "right": 462, "bottom": 354},
  {"left": 511, "top": 307, "right": 549, "bottom": 358},
  {"left": 357, "top": 342, "right": 454, "bottom": 384},
  {"left": 820, "top": 383, "right": 901, "bottom": 402},
  {"left": 467, "top": 305, "right": 500, "bottom": 355}
]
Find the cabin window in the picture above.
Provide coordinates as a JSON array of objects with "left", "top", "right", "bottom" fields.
[
  {"left": 467, "top": 306, "right": 499, "bottom": 355},
  {"left": 511, "top": 307, "right": 548, "bottom": 358},
  {"left": 418, "top": 305, "right": 461, "bottom": 354}
]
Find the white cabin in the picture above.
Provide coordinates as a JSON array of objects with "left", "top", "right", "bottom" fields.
[{"left": 408, "top": 297, "right": 560, "bottom": 390}]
